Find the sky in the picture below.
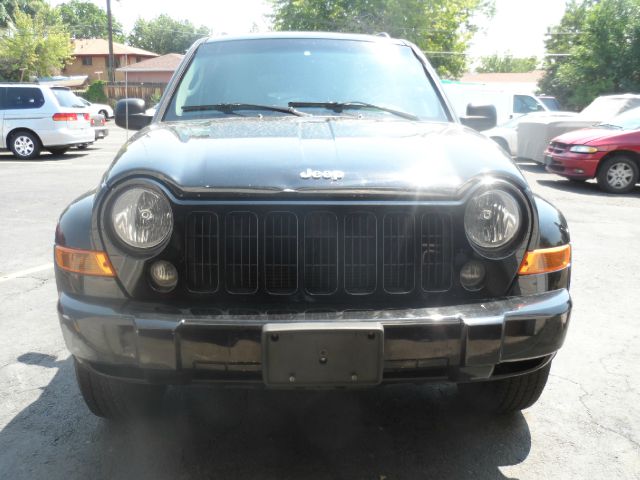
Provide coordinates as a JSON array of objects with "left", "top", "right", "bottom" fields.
[{"left": 47, "top": 0, "right": 568, "bottom": 60}]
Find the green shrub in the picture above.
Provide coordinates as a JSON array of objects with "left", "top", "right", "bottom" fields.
[
  {"left": 148, "top": 90, "right": 162, "bottom": 106},
  {"left": 83, "top": 80, "right": 108, "bottom": 103}
]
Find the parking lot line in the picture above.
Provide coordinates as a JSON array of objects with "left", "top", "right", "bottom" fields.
[{"left": 0, "top": 263, "right": 54, "bottom": 283}]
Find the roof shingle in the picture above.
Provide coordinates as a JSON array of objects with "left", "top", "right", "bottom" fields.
[
  {"left": 72, "top": 38, "right": 158, "bottom": 57},
  {"left": 117, "top": 53, "right": 184, "bottom": 72}
]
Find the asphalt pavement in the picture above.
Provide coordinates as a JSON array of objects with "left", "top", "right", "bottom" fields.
[{"left": 0, "top": 126, "right": 638, "bottom": 479}]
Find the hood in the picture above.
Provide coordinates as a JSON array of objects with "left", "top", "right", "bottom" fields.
[
  {"left": 105, "top": 117, "right": 526, "bottom": 199},
  {"left": 552, "top": 127, "right": 616, "bottom": 145}
]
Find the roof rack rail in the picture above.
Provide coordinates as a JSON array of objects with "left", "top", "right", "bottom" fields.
[{"left": 375, "top": 32, "right": 391, "bottom": 38}]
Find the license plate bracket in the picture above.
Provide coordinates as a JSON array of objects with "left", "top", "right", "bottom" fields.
[{"left": 262, "top": 322, "right": 384, "bottom": 387}]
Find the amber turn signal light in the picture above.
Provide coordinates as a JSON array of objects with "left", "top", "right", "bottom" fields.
[
  {"left": 518, "top": 244, "right": 571, "bottom": 275},
  {"left": 54, "top": 245, "right": 115, "bottom": 277}
]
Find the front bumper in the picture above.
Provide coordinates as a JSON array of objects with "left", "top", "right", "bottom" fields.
[
  {"left": 544, "top": 151, "right": 602, "bottom": 178},
  {"left": 58, "top": 288, "right": 571, "bottom": 386}
]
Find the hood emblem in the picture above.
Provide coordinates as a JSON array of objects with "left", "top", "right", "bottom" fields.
[{"left": 300, "top": 168, "right": 344, "bottom": 181}]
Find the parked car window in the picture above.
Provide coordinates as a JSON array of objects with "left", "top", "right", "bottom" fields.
[
  {"left": 52, "top": 88, "right": 86, "bottom": 108},
  {"left": 165, "top": 38, "right": 448, "bottom": 122},
  {"left": 538, "top": 96, "right": 561, "bottom": 111},
  {"left": 513, "top": 95, "right": 543, "bottom": 114},
  {"left": 4, "top": 87, "right": 45, "bottom": 109}
]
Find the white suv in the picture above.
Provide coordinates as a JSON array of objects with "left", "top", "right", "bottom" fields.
[{"left": 1, "top": 84, "right": 94, "bottom": 159}]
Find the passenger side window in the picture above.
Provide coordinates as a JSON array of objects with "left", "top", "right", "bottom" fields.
[
  {"left": 514, "top": 95, "right": 543, "bottom": 114},
  {"left": 5, "top": 88, "right": 45, "bottom": 109}
]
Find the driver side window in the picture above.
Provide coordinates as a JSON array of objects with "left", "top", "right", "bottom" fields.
[{"left": 514, "top": 95, "right": 543, "bottom": 114}]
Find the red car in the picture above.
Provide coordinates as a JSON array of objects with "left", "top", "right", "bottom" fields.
[{"left": 544, "top": 106, "right": 640, "bottom": 193}]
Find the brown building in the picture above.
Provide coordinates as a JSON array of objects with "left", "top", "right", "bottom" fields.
[
  {"left": 63, "top": 39, "right": 158, "bottom": 82},
  {"left": 116, "top": 53, "right": 184, "bottom": 84}
]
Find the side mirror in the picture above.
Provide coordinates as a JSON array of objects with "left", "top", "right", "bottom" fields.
[
  {"left": 460, "top": 103, "right": 497, "bottom": 131},
  {"left": 115, "top": 98, "right": 153, "bottom": 130}
]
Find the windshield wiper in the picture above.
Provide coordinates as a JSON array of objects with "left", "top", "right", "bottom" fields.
[
  {"left": 181, "top": 103, "right": 307, "bottom": 116},
  {"left": 597, "top": 123, "right": 623, "bottom": 129},
  {"left": 288, "top": 101, "right": 419, "bottom": 121}
]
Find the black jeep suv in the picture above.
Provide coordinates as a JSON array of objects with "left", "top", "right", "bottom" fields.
[{"left": 54, "top": 33, "right": 571, "bottom": 420}]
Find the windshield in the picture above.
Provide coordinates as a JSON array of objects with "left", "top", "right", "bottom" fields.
[
  {"left": 52, "top": 89, "right": 85, "bottom": 108},
  {"left": 581, "top": 96, "right": 640, "bottom": 119},
  {"left": 598, "top": 106, "right": 640, "bottom": 130},
  {"left": 164, "top": 38, "right": 447, "bottom": 122}
]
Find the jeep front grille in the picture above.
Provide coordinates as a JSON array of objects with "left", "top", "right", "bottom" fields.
[{"left": 185, "top": 208, "right": 452, "bottom": 298}]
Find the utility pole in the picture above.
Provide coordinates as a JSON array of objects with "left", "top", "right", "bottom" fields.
[{"left": 107, "top": 0, "right": 115, "bottom": 83}]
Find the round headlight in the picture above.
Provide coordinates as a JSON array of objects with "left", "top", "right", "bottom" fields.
[
  {"left": 464, "top": 189, "right": 521, "bottom": 251},
  {"left": 111, "top": 187, "right": 173, "bottom": 249}
]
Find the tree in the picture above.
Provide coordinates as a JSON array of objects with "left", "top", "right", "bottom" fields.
[
  {"left": 0, "top": 7, "right": 73, "bottom": 81},
  {"left": 0, "top": 0, "right": 46, "bottom": 28},
  {"left": 270, "top": 0, "right": 494, "bottom": 79},
  {"left": 538, "top": 0, "right": 640, "bottom": 110},
  {"left": 128, "top": 14, "right": 210, "bottom": 55},
  {"left": 56, "top": 0, "right": 125, "bottom": 42},
  {"left": 477, "top": 54, "right": 538, "bottom": 73}
]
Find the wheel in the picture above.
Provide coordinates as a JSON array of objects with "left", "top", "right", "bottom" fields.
[
  {"left": 458, "top": 361, "right": 551, "bottom": 414},
  {"left": 74, "top": 358, "right": 165, "bottom": 420},
  {"left": 47, "top": 147, "right": 69, "bottom": 156},
  {"left": 597, "top": 155, "right": 639, "bottom": 193},
  {"left": 9, "top": 131, "right": 41, "bottom": 160},
  {"left": 491, "top": 137, "right": 510, "bottom": 155},
  {"left": 77, "top": 143, "right": 89, "bottom": 150}
]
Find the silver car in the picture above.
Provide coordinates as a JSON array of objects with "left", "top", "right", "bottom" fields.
[{"left": 1, "top": 84, "right": 94, "bottom": 159}]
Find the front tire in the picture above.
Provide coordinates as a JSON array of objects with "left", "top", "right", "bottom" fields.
[
  {"left": 597, "top": 155, "right": 639, "bottom": 193},
  {"left": 74, "top": 358, "right": 165, "bottom": 420},
  {"left": 458, "top": 362, "right": 551, "bottom": 414},
  {"left": 9, "top": 131, "right": 41, "bottom": 160}
]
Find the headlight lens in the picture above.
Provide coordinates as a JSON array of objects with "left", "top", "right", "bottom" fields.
[
  {"left": 111, "top": 187, "right": 173, "bottom": 249},
  {"left": 569, "top": 145, "right": 598, "bottom": 153},
  {"left": 464, "top": 189, "right": 521, "bottom": 251}
]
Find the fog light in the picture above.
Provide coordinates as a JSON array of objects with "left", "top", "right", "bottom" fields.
[
  {"left": 150, "top": 260, "right": 178, "bottom": 291},
  {"left": 460, "top": 260, "right": 485, "bottom": 291},
  {"left": 573, "top": 168, "right": 584, "bottom": 174}
]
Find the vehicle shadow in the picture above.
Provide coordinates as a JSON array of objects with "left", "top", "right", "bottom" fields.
[
  {"left": 537, "top": 178, "right": 640, "bottom": 198},
  {"left": 0, "top": 151, "right": 90, "bottom": 162},
  {"left": 0, "top": 354, "right": 530, "bottom": 480}
]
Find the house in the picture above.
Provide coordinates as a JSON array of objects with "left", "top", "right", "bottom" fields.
[
  {"left": 63, "top": 39, "right": 158, "bottom": 82},
  {"left": 116, "top": 53, "right": 184, "bottom": 84}
]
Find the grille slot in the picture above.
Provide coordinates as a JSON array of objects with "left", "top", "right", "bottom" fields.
[
  {"left": 264, "top": 212, "right": 298, "bottom": 294},
  {"left": 225, "top": 212, "right": 258, "bottom": 293},
  {"left": 186, "top": 209, "right": 452, "bottom": 298},
  {"left": 344, "top": 212, "right": 377, "bottom": 294},
  {"left": 304, "top": 212, "right": 338, "bottom": 294},
  {"left": 421, "top": 214, "right": 452, "bottom": 291},
  {"left": 383, "top": 213, "right": 415, "bottom": 293},
  {"left": 186, "top": 212, "right": 219, "bottom": 292}
]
